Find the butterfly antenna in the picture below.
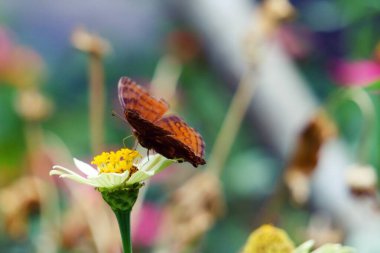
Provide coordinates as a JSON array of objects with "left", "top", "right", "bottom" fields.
[{"left": 112, "top": 110, "right": 129, "bottom": 124}]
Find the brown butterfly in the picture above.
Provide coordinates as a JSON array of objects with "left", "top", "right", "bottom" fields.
[{"left": 118, "top": 77, "right": 206, "bottom": 167}]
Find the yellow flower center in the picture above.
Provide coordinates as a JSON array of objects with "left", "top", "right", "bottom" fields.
[
  {"left": 242, "top": 225, "right": 295, "bottom": 253},
  {"left": 91, "top": 148, "right": 141, "bottom": 174}
]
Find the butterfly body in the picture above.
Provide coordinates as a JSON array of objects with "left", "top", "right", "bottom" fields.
[{"left": 119, "top": 77, "right": 206, "bottom": 167}]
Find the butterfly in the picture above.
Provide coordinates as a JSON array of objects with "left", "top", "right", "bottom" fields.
[{"left": 118, "top": 77, "right": 206, "bottom": 167}]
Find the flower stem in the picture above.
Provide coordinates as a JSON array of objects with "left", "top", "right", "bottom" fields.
[
  {"left": 207, "top": 68, "right": 257, "bottom": 176},
  {"left": 326, "top": 88, "right": 376, "bottom": 164},
  {"left": 114, "top": 209, "right": 132, "bottom": 253},
  {"left": 89, "top": 53, "right": 105, "bottom": 155},
  {"left": 100, "top": 185, "right": 141, "bottom": 253}
]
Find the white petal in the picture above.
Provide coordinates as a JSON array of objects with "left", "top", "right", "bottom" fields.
[
  {"left": 73, "top": 158, "right": 98, "bottom": 176},
  {"left": 126, "top": 154, "right": 174, "bottom": 184},
  {"left": 137, "top": 156, "right": 151, "bottom": 171},
  {"left": 312, "top": 244, "right": 356, "bottom": 253},
  {"left": 294, "top": 240, "right": 314, "bottom": 253},
  {"left": 51, "top": 165, "right": 88, "bottom": 178},
  {"left": 89, "top": 171, "right": 130, "bottom": 188},
  {"left": 50, "top": 167, "right": 99, "bottom": 187},
  {"left": 127, "top": 170, "right": 154, "bottom": 185},
  {"left": 92, "top": 176, "right": 112, "bottom": 187},
  {"left": 139, "top": 154, "right": 175, "bottom": 174},
  {"left": 58, "top": 174, "right": 99, "bottom": 187}
]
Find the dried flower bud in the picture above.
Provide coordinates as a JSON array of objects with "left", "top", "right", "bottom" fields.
[
  {"left": 15, "top": 88, "right": 53, "bottom": 121},
  {"left": 285, "top": 111, "right": 337, "bottom": 205},
  {"left": 346, "top": 164, "right": 377, "bottom": 197},
  {"left": 71, "top": 27, "right": 110, "bottom": 57},
  {"left": 167, "top": 31, "right": 201, "bottom": 63},
  {"left": 157, "top": 171, "right": 224, "bottom": 251},
  {"left": 306, "top": 214, "right": 344, "bottom": 248},
  {"left": 285, "top": 169, "right": 310, "bottom": 205},
  {"left": 262, "top": 0, "right": 296, "bottom": 22},
  {"left": 289, "top": 111, "right": 337, "bottom": 175},
  {"left": 0, "top": 177, "right": 44, "bottom": 238}
]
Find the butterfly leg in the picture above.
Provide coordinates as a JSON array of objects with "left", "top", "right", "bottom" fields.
[
  {"left": 140, "top": 149, "right": 150, "bottom": 166},
  {"left": 133, "top": 138, "right": 138, "bottom": 150}
]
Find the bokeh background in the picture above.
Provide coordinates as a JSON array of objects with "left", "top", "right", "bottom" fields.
[{"left": 1, "top": 0, "right": 380, "bottom": 252}]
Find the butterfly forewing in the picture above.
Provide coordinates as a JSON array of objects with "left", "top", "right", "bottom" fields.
[{"left": 118, "top": 77, "right": 169, "bottom": 122}]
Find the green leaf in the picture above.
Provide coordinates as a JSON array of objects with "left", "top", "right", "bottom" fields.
[{"left": 364, "top": 79, "right": 380, "bottom": 93}]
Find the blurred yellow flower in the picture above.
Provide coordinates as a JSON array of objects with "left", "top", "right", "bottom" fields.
[{"left": 242, "top": 224, "right": 295, "bottom": 253}]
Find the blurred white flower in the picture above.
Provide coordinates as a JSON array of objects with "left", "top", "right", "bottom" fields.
[
  {"left": 294, "top": 240, "right": 356, "bottom": 253},
  {"left": 294, "top": 240, "right": 314, "bottom": 253}
]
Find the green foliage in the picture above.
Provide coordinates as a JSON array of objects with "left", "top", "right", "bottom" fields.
[{"left": 0, "top": 86, "right": 26, "bottom": 179}]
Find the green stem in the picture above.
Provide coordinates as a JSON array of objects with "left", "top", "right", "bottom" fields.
[
  {"left": 326, "top": 88, "right": 376, "bottom": 164},
  {"left": 114, "top": 209, "right": 132, "bottom": 253}
]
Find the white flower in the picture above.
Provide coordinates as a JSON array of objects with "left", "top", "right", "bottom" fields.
[
  {"left": 50, "top": 148, "right": 174, "bottom": 188},
  {"left": 294, "top": 240, "right": 356, "bottom": 253},
  {"left": 311, "top": 244, "right": 356, "bottom": 253},
  {"left": 294, "top": 240, "right": 315, "bottom": 253}
]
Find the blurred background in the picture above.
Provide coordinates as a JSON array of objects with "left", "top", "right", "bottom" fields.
[{"left": 1, "top": 0, "right": 380, "bottom": 252}]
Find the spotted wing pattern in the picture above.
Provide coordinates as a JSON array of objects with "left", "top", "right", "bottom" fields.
[
  {"left": 118, "top": 77, "right": 168, "bottom": 122},
  {"left": 156, "top": 115, "right": 206, "bottom": 165}
]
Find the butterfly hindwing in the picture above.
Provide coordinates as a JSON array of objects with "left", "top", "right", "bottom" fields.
[{"left": 156, "top": 115, "right": 206, "bottom": 165}]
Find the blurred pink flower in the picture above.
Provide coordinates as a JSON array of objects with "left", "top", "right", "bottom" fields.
[
  {"left": 132, "top": 202, "right": 162, "bottom": 247},
  {"left": 0, "top": 27, "right": 12, "bottom": 70},
  {"left": 330, "top": 60, "right": 380, "bottom": 86},
  {"left": 0, "top": 26, "right": 45, "bottom": 87},
  {"left": 277, "top": 25, "right": 313, "bottom": 60}
]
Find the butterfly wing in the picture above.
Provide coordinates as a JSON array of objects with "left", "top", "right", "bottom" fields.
[
  {"left": 156, "top": 115, "right": 206, "bottom": 167},
  {"left": 118, "top": 77, "right": 171, "bottom": 149},
  {"left": 118, "top": 77, "right": 169, "bottom": 123},
  {"left": 118, "top": 77, "right": 206, "bottom": 167},
  {"left": 126, "top": 110, "right": 171, "bottom": 137}
]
